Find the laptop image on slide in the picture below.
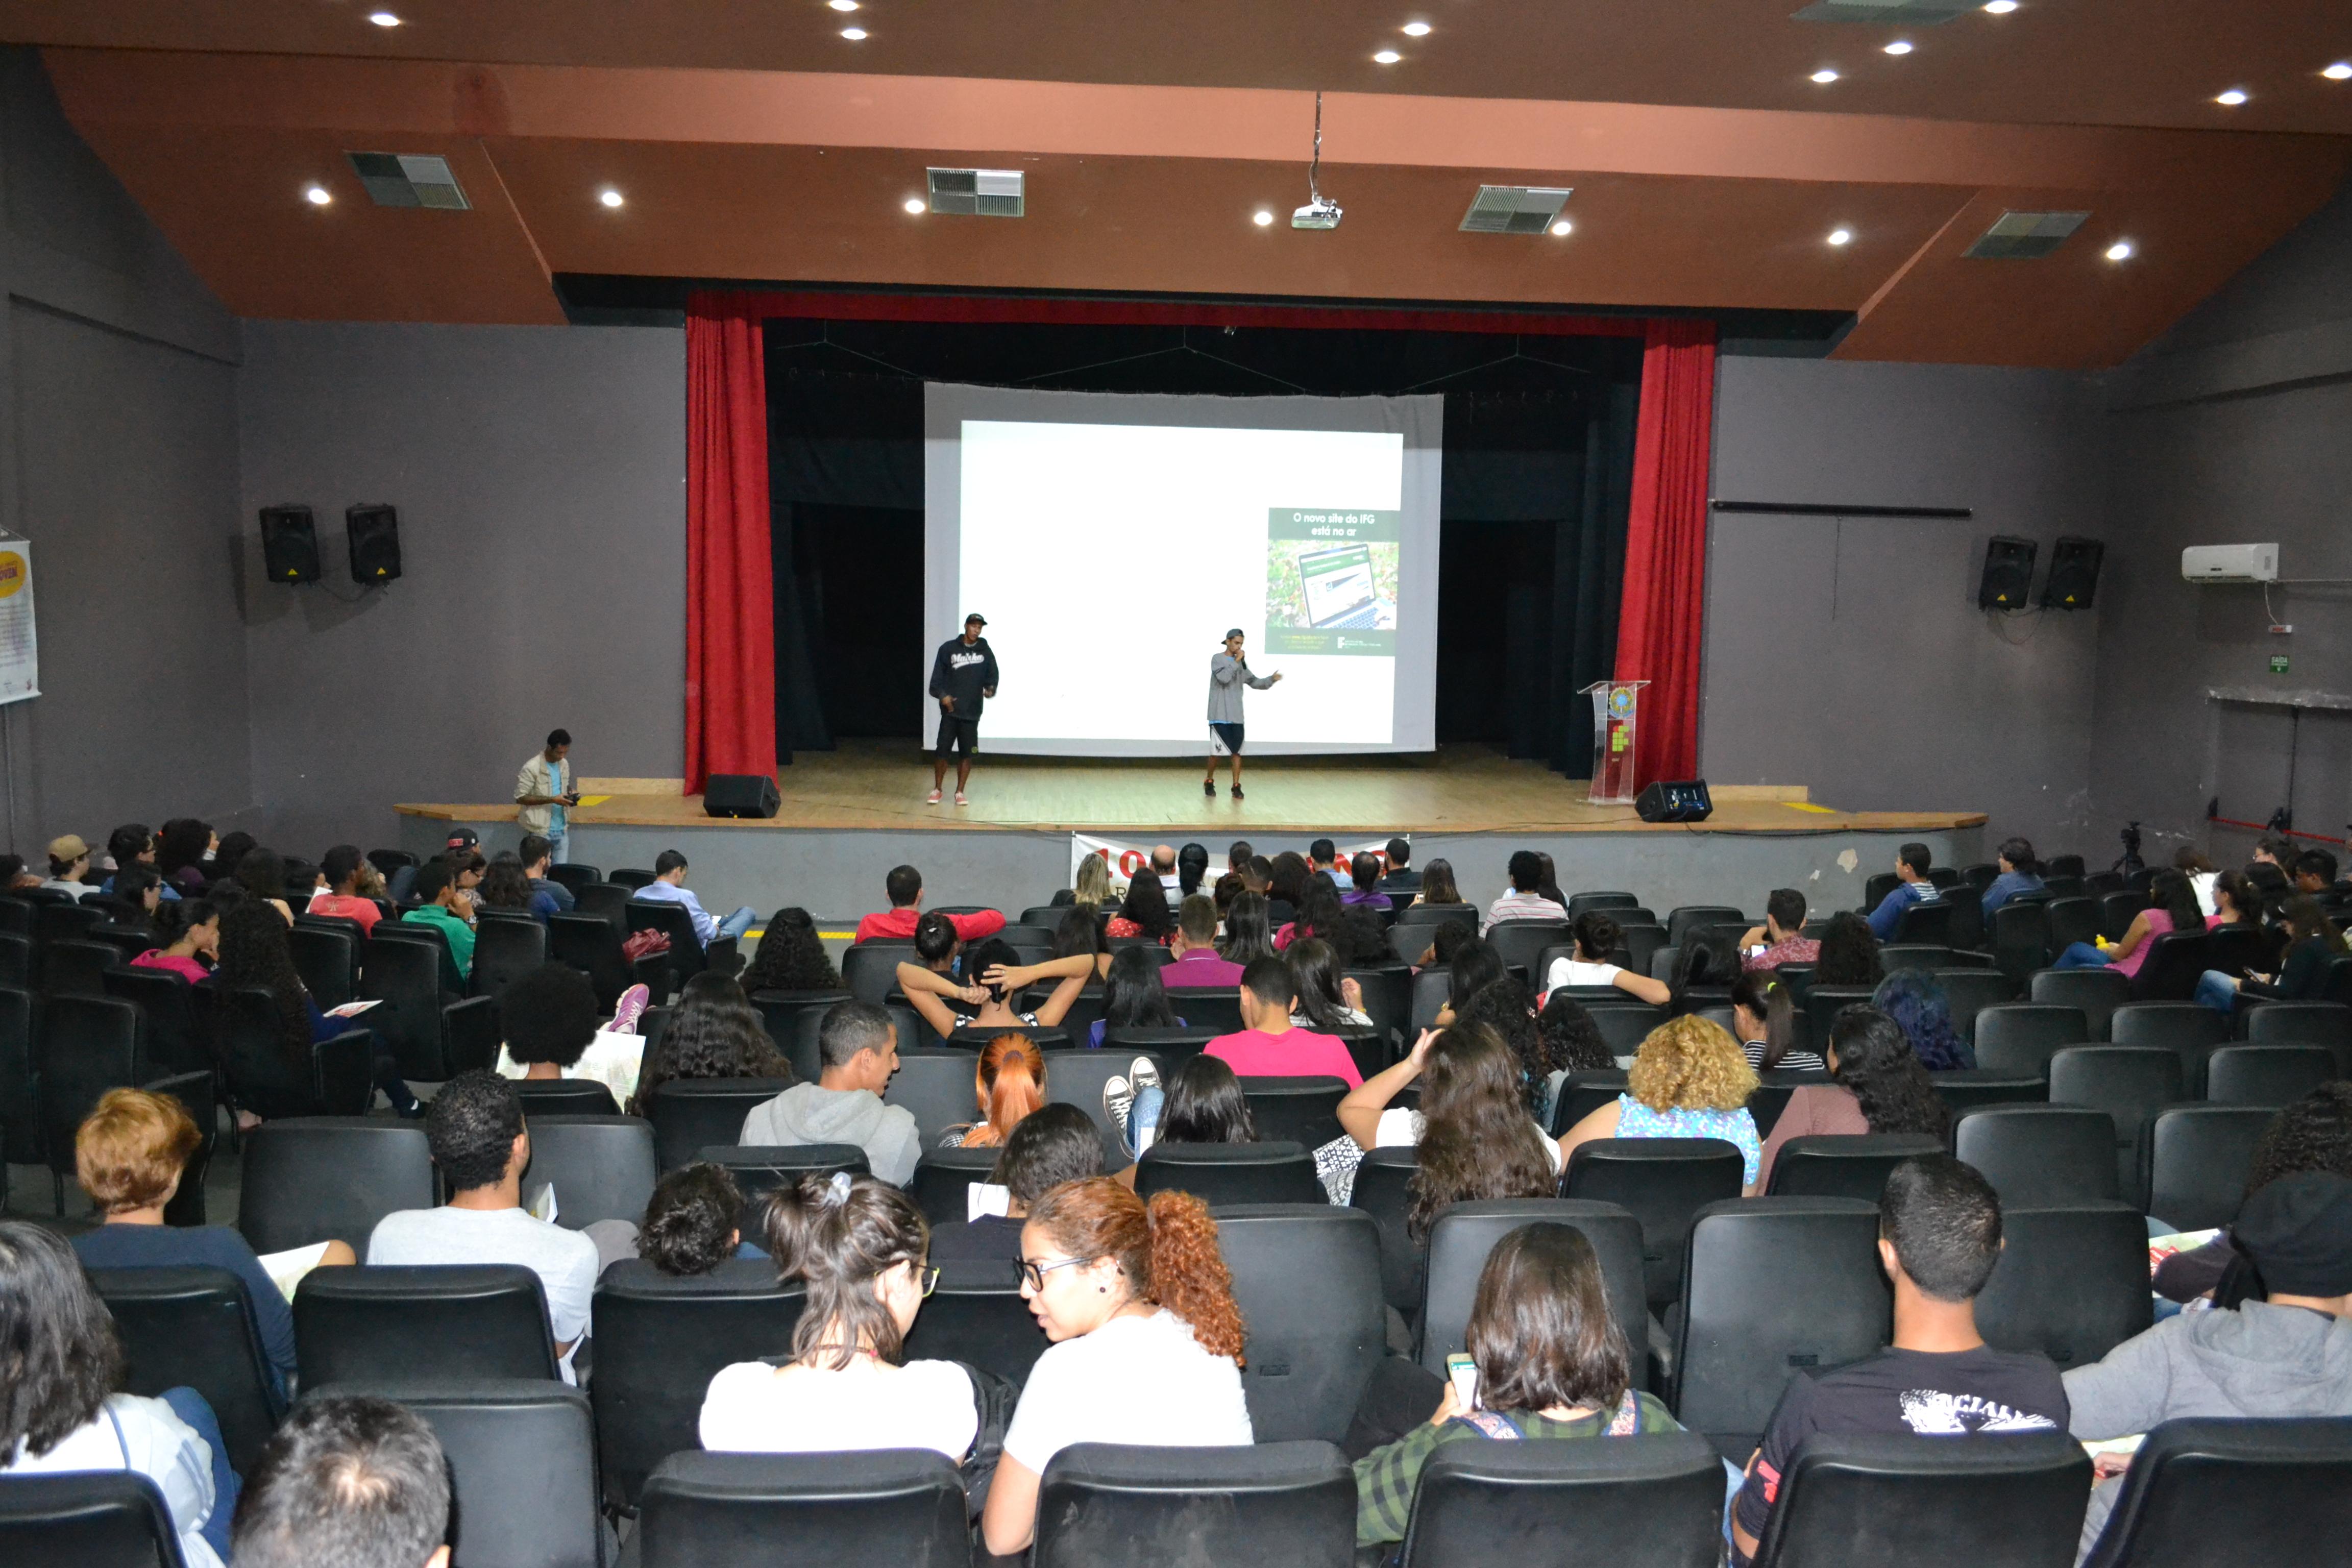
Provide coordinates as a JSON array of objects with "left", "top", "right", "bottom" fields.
[{"left": 1298, "top": 544, "right": 1392, "bottom": 630}]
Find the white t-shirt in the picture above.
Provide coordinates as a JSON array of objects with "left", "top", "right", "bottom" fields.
[
  {"left": 494, "top": 1030, "right": 647, "bottom": 1105},
  {"left": 1545, "top": 957, "right": 1622, "bottom": 991},
  {"left": 1003, "top": 1309, "right": 1252, "bottom": 1474},
  {"left": 4, "top": 1394, "right": 222, "bottom": 1568},
  {"left": 1376, "top": 1108, "right": 1564, "bottom": 1173},
  {"left": 699, "top": 1357, "right": 979, "bottom": 1460},
  {"left": 366, "top": 1205, "right": 600, "bottom": 1381}
]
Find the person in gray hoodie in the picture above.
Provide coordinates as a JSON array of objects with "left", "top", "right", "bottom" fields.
[
  {"left": 2066, "top": 1170, "right": 2352, "bottom": 1560},
  {"left": 740, "top": 1001, "right": 923, "bottom": 1187}
]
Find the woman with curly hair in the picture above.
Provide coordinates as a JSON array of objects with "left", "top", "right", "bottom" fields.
[
  {"left": 981, "top": 1177, "right": 1253, "bottom": 1555},
  {"left": 1537, "top": 991, "right": 1619, "bottom": 1075},
  {"left": 942, "top": 1032, "right": 1047, "bottom": 1148},
  {"left": 1812, "top": 912, "right": 1884, "bottom": 988},
  {"left": 1557, "top": 1014, "right": 1762, "bottom": 1192},
  {"left": 626, "top": 972, "right": 793, "bottom": 1116},
  {"left": 475, "top": 852, "right": 556, "bottom": 921},
  {"left": 1871, "top": 968, "right": 1974, "bottom": 1070},
  {"left": 1450, "top": 977, "right": 1549, "bottom": 1118},
  {"left": 634, "top": 1161, "right": 757, "bottom": 1276},
  {"left": 1340, "top": 1023, "right": 1562, "bottom": 1239},
  {"left": 1757, "top": 1006, "right": 1948, "bottom": 1188},
  {"left": 740, "top": 907, "right": 842, "bottom": 993}
]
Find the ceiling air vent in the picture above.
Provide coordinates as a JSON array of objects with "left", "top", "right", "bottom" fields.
[
  {"left": 1459, "top": 185, "right": 1574, "bottom": 234},
  {"left": 1792, "top": 0, "right": 1976, "bottom": 23},
  {"left": 1964, "top": 210, "right": 2091, "bottom": 260},
  {"left": 347, "top": 153, "right": 471, "bottom": 210},
  {"left": 926, "top": 168, "right": 1024, "bottom": 217}
]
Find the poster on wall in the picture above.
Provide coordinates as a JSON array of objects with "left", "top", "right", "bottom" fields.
[{"left": 0, "top": 537, "right": 34, "bottom": 705}]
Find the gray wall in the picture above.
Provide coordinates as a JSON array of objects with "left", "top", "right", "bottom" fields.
[
  {"left": 2089, "top": 179, "right": 2352, "bottom": 862},
  {"left": 0, "top": 49, "right": 248, "bottom": 860},
  {"left": 1702, "top": 357, "right": 2106, "bottom": 855},
  {"left": 236, "top": 321, "right": 688, "bottom": 850}
]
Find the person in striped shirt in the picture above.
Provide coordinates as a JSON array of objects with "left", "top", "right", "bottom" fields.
[{"left": 1483, "top": 849, "right": 1568, "bottom": 933}]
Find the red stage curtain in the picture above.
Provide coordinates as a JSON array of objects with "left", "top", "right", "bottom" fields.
[
  {"left": 1612, "top": 317, "right": 1717, "bottom": 788},
  {"left": 683, "top": 297, "right": 777, "bottom": 793}
]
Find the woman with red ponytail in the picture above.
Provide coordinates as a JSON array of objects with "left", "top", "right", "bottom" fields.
[
  {"left": 979, "top": 1177, "right": 1254, "bottom": 1555},
  {"left": 942, "top": 1032, "right": 1046, "bottom": 1148}
]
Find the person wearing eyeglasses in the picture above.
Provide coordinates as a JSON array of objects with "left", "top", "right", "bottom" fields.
[
  {"left": 980, "top": 1177, "right": 1254, "bottom": 1556},
  {"left": 698, "top": 1171, "right": 976, "bottom": 1461}
]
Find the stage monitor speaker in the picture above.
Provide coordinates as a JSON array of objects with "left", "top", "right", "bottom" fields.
[
  {"left": 258, "top": 505, "right": 320, "bottom": 585},
  {"left": 1634, "top": 779, "right": 1712, "bottom": 823},
  {"left": 347, "top": 504, "right": 403, "bottom": 584},
  {"left": 1977, "top": 535, "right": 2037, "bottom": 610},
  {"left": 704, "top": 774, "right": 781, "bottom": 819},
  {"left": 2039, "top": 535, "right": 2104, "bottom": 609}
]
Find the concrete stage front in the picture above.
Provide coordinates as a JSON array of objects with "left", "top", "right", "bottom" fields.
[{"left": 397, "top": 744, "right": 1987, "bottom": 925}]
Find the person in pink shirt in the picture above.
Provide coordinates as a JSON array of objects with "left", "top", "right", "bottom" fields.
[
  {"left": 1161, "top": 896, "right": 1245, "bottom": 989},
  {"left": 131, "top": 899, "right": 220, "bottom": 985},
  {"left": 1204, "top": 957, "right": 1363, "bottom": 1088},
  {"left": 305, "top": 845, "right": 383, "bottom": 935},
  {"left": 854, "top": 864, "right": 1006, "bottom": 945}
]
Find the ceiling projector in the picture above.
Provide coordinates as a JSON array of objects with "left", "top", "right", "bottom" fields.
[{"left": 1292, "top": 198, "right": 1342, "bottom": 230}]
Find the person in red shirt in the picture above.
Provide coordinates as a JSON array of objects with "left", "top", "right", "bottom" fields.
[
  {"left": 853, "top": 864, "right": 1006, "bottom": 945},
  {"left": 306, "top": 845, "right": 383, "bottom": 935},
  {"left": 1204, "top": 957, "right": 1362, "bottom": 1088},
  {"left": 1162, "top": 896, "right": 1245, "bottom": 989}
]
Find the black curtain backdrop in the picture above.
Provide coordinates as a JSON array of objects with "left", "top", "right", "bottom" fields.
[{"left": 763, "top": 319, "right": 1639, "bottom": 772}]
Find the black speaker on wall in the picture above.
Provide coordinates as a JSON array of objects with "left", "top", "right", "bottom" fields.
[
  {"left": 1635, "top": 779, "right": 1713, "bottom": 823},
  {"left": 347, "top": 504, "right": 403, "bottom": 584},
  {"left": 2039, "top": 535, "right": 2104, "bottom": 609},
  {"left": 1977, "top": 535, "right": 2038, "bottom": 610},
  {"left": 703, "top": 774, "right": 781, "bottom": 819},
  {"left": 258, "top": 505, "right": 321, "bottom": 584}
]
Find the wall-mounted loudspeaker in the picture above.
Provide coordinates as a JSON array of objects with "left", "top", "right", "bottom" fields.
[
  {"left": 1977, "top": 535, "right": 2038, "bottom": 610},
  {"left": 258, "top": 506, "right": 321, "bottom": 584},
  {"left": 1634, "top": 779, "right": 1713, "bottom": 823},
  {"left": 347, "top": 505, "right": 403, "bottom": 584},
  {"left": 703, "top": 774, "right": 781, "bottom": 819},
  {"left": 2039, "top": 535, "right": 2104, "bottom": 609}
]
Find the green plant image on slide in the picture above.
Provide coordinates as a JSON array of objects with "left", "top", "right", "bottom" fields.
[{"left": 1264, "top": 507, "right": 1400, "bottom": 655}]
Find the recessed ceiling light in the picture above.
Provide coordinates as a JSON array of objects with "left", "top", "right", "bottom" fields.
[
  {"left": 1550, "top": 219, "right": 1573, "bottom": 236},
  {"left": 841, "top": 26, "right": 866, "bottom": 38},
  {"left": 827, "top": 0, "right": 859, "bottom": 9},
  {"left": 2215, "top": 88, "right": 2249, "bottom": 105},
  {"left": 1883, "top": 40, "right": 1914, "bottom": 55},
  {"left": 1373, "top": 50, "right": 1402, "bottom": 64},
  {"left": 367, "top": 10, "right": 400, "bottom": 25},
  {"left": 1253, "top": 209, "right": 1276, "bottom": 226},
  {"left": 1402, "top": 20, "right": 1431, "bottom": 36},
  {"left": 903, "top": 197, "right": 926, "bottom": 214},
  {"left": 1810, "top": 68, "right": 1840, "bottom": 84},
  {"left": 1828, "top": 227, "right": 1853, "bottom": 246},
  {"left": 599, "top": 189, "right": 624, "bottom": 208},
  {"left": 2324, "top": 63, "right": 2352, "bottom": 81},
  {"left": 304, "top": 185, "right": 332, "bottom": 206},
  {"left": 2105, "top": 240, "right": 2135, "bottom": 262},
  {"left": 1982, "top": 0, "right": 2017, "bottom": 12}
]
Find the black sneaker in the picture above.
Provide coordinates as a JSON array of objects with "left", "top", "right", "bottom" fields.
[{"left": 1204, "top": 778, "right": 1215, "bottom": 797}]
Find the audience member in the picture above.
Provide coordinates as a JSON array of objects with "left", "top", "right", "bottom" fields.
[
  {"left": 2207, "top": 869, "right": 2259, "bottom": 931},
  {"left": 2197, "top": 896, "right": 2348, "bottom": 1012},
  {"left": 854, "top": 863, "right": 1006, "bottom": 944},
  {"left": 306, "top": 846, "right": 382, "bottom": 934},
  {"left": 1665, "top": 932, "right": 1743, "bottom": 1015},
  {"left": 1177, "top": 842, "right": 1211, "bottom": 899},
  {"left": 1730, "top": 1156, "right": 2066, "bottom": 1566},
  {"left": 1979, "top": 838, "right": 2046, "bottom": 914},
  {"left": 2054, "top": 867, "right": 2197, "bottom": 975},
  {"left": 634, "top": 1162, "right": 760, "bottom": 1276},
  {"left": 367, "top": 1072, "right": 599, "bottom": 1379},
  {"left": 1106, "top": 867, "right": 1178, "bottom": 942},
  {"left": 518, "top": 832, "right": 575, "bottom": 912},
  {"left": 2243, "top": 860, "right": 2293, "bottom": 923},
  {"left": 103, "top": 823, "right": 180, "bottom": 900},
  {"left": 1814, "top": 911, "right": 1886, "bottom": 987},
  {"left": 1276, "top": 876, "right": 1347, "bottom": 950},
  {"left": 1450, "top": 977, "right": 1553, "bottom": 1119},
  {"left": 2252, "top": 835, "right": 2295, "bottom": 871},
  {"left": 1342, "top": 853, "right": 1393, "bottom": 911},
  {"left": 41, "top": 832, "right": 98, "bottom": 899},
  {"left": 233, "top": 847, "right": 296, "bottom": 923},
  {"left": 155, "top": 820, "right": 215, "bottom": 890},
  {"left": 1068, "top": 853, "right": 1115, "bottom": 913},
  {"left": 700, "top": 1172, "right": 977, "bottom": 1460},
  {"left": 1156, "top": 1056, "right": 1258, "bottom": 1145},
  {"left": 400, "top": 860, "right": 475, "bottom": 981},
  {"left": 1149, "top": 843, "right": 1182, "bottom": 905},
  {"left": 494, "top": 963, "right": 603, "bottom": 1082},
  {"left": 1049, "top": 903, "right": 1112, "bottom": 981},
  {"left": 1217, "top": 889, "right": 1278, "bottom": 968},
  {"left": 1341, "top": 1023, "right": 1562, "bottom": 1232},
  {"left": 901, "top": 932, "right": 1091, "bottom": 1040},
  {"left": 1090, "top": 945, "right": 1184, "bottom": 1046},
  {"left": 0, "top": 851, "right": 37, "bottom": 890},
  {"left": 1542, "top": 910, "right": 1671, "bottom": 1004},
  {"left": 1738, "top": 888, "right": 1820, "bottom": 972},
  {"left": 1865, "top": 842, "right": 1943, "bottom": 941},
  {"left": 1433, "top": 936, "right": 1508, "bottom": 1027},
  {"left": 944, "top": 1032, "right": 1048, "bottom": 1147},
  {"left": 1227, "top": 840, "right": 1255, "bottom": 875},
  {"left": 929, "top": 1103, "right": 1104, "bottom": 1275},
  {"left": 2295, "top": 848, "right": 2340, "bottom": 895},
  {"left": 219, "top": 900, "right": 418, "bottom": 1118},
  {"left": 1730, "top": 971, "right": 1823, "bottom": 1073},
  {"left": 230, "top": 1394, "right": 450, "bottom": 1568},
  {"left": 1872, "top": 968, "right": 1975, "bottom": 1070},
  {"left": 1484, "top": 849, "right": 1568, "bottom": 932},
  {"left": 108, "top": 864, "right": 164, "bottom": 931},
  {"left": 741, "top": 1000, "right": 921, "bottom": 1184},
  {"left": 1309, "top": 838, "right": 1349, "bottom": 888},
  {"left": 475, "top": 851, "right": 557, "bottom": 921},
  {"left": 1558, "top": 1015, "right": 1762, "bottom": 1191},
  {"left": 1211, "top": 871, "right": 1245, "bottom": 917},
  {"left": 135, "top": 897, "right": 221, "bottom": 982},
  {"left": 1266, "top": 850, "right": 1312, "bottom": 914},
  {"left": 2173, "top": 845, "right": 2218, "bottom": 916},
  {"left": 1536, "top": 992, "right": 1620, "bottom": 1074},
  {"left": 210, "top": 831, "right": 257, "bottom": 892},
  {"left": 1287, "top": 937, "right": 1373, "bottom": 1032},
  {"left": 2154, "top": 1084, "right": 2352, "bottom": 1304},
  {"left": 738, "top": 906, "right": 842, "bottom": 992},
  {"left": 1241, "top": 854, "right": 1274, "bottom": 895},
  {"left": 1378, "top": 837, "right": 1420, "bottom": 897},
  {"left": 635, "top": 848, "right": 756, "bottom": 946},
  {"left": 1758, "top": 1007, "right": 1949, "bottom": 1187},
  {"left": 1328, "top": 903, "right": 1396, "bottom": 969},
  {"left": 1206, "top": 955, "right": 1363, "bottom": 1086},
  {"left": 1164, "top": 894, "right": 1244, "bottom": 987},
  {"left": 1415, "top": 857, "right": 1465, "bottom": 907},
  {"left": 1353, "top": 1222, "right": 1681, "bottom": 1546},
  {"left": 625, "top": 971, "right": 793, "bottom": 1116},
  {"left": 1533, "top": 852, "right": 1569, "bottom": 911},
  {"left": 979, "top": 1179, "right": 1253, "bottom": 1555}
]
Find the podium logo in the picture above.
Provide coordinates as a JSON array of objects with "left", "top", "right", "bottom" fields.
[{"left": 0, "top": 552, "right": 24, "bottom": 598}]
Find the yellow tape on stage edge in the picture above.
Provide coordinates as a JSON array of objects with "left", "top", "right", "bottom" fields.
[{"left": 1783, "top": 802, "right": 1837, "bottom": 814}]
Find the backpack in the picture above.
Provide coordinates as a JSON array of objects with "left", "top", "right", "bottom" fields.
[{"left": 621, "top": 927, "right": 670, "bottom": 963}]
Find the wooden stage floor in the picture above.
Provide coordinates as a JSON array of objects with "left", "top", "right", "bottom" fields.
[{"left": 398, "top": 743, "right": 1985, "bottom": 837}]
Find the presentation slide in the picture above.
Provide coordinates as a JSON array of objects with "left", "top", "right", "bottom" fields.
[{"left": 922, "top": 384, "right": 1442, "bottom": 755}]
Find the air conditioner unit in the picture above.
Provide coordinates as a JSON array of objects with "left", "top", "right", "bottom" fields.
[{"left": 2181, "top": 544, "right": 2278, "bottom": 583}]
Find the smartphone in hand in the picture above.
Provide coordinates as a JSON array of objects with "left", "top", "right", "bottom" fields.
[{"left": 1444, "top": 1352, "right": 1479, "bottom": 1411}]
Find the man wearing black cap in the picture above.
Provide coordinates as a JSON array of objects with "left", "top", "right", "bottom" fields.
[
  {"left": 2065, "top": 1169, "right": 2352, "bottom": 1554},
  {"left": 927, "top": 613, "right": 998, "bottom": 806},
  {"left": 1205, "top": 628, "right": 1281, "bottom": 801}
]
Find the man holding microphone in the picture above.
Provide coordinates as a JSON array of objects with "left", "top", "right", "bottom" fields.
[{"left": 1206, "top": 628, "right": 1281, "bottom": 800}]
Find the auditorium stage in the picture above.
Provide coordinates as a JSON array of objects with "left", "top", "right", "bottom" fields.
[{"left": 397, "top": 745, "right": 1986, "bottom": 924}]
